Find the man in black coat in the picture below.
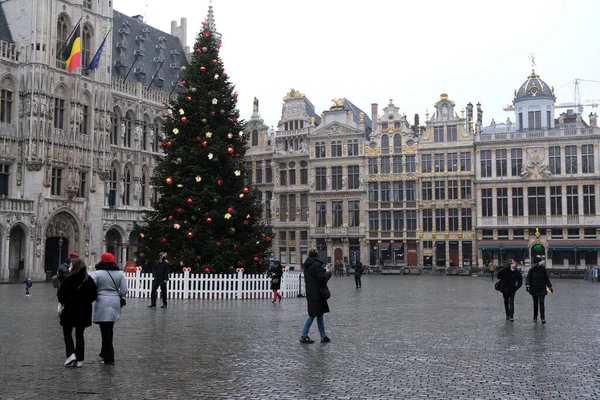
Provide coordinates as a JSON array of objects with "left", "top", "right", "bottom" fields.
[
  {"left": 526, "top": 256, "right": 553, "bottom": 323},
  {"left": 300, "top": 249, "right": 332, "bottom": 344},
  {"left": 148, "top": 252, "right": 169, "bottom": 308},
  {"left": 354, "top": 261, "right": 363, "bottom": 288},
  {"left": 496, "top": 260, "right": 522, "bottom": 321}
]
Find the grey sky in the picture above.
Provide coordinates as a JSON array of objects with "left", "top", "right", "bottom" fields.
[{"left": 115, "top": 0, "right": 600, "bottom": 127}]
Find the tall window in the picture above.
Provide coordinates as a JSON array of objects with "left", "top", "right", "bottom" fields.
[
  {"left": 288, "top": 161, "right": 296, "bottom": 185},
  {"left": 381, "top": 211, "right": 392, "bottom": 231},
  {"left": 51, "top": 168, "right": 62, "bottom": 196},
  {"left": 421, "top": 154, "right": 432, "bottom": 173},
  {"left": 422, "top": 209, "right": 433, "bottom": 231},
  {"left": 434, "top": 180, "right": 445, "bottom": 200},
  {"left": 496, "top": 149, "right": 507, "bottom": 177},
  {"left": 124, "top": 112, "right": 133, "bottom": 147},
  {"left": 368, "top": 211, "right": 379, "bottom": 231},
  {"left": 549, "top": 146, "right": 561, "bottom": 174},
  {"left": 405, "top": 181, "right": 416, "bottom": 201},
  {"left": 434, "top": 153, "right": 444, "bottom": 172},
  {"left": 251, "top": 130, "right": 258, "bottom": 146},
  {"left": 332, "top": 201, "right": 343, "bottom": 228},
  {"left": 393, "top": 181, "right": 403, "bottom": 202},
  {"left": 528, "top": 110, "right": 541, "bottom": 130},
  {"left": 347, "top": 139, "right": 359, "bottom": 156},
  {"left": 393, "top": 156, "right": 402, "bottom": 174},
  {"left": 300, "top": 160, "right": 307, "bottom": 184},
  {"left": 108, "top": 168, "right": 117, "bottom": 206},
  {"left": 368, "top": 158, "right": 378, "bottom": 174},
  {"left": 123, "top": 167, "right": 132, "bottom": 206},
  {"left": 265, "top": 160, "right": 273, "bottom": 183},
  {"left": 0, "top": 89, "right": 12, "bottom": 123},
  {"left": 141, "top": 172, "right": 147, "bottom": 206},
  {"left": 300, "top": 194, "right": 308, "bottom": 221},
  {"left": 406, "top": 210, "right": 417, "bottom": 231},
  {"left": 380, "top": 156, "right": 390, "bottom": 175},
  {"left": 54, "top": 98, "right": 65, "bottom": 129},
  {"left": 460, "top": 179, "right": 472, "bottom": 200},
  {"left": 480, "top": 150, "right": 492, "bottom": 177},
  {"left": 566, "top": 185, "right": 578, "bottom": 215},
  {"left": 315, "top": 142, "right": 326, "bottom": 158},
  {"left": 447, "top": 153, "right": 458, "bottom": 172},
  {"left": 280, "top": 195, "right": 287, "bottom": 222},
  {"left": 461, "top": 209, "right": 472, "bottom": 230},
  {"left": 422, "top": 181, "right": 432, "bottom": 201},
  {"left": 56, "top": 15, "right": 69, "bottom": 63},
  {"left": 482, "top": 188, "right": 492, "bottom": 217},
  {"left": 142, "top": 118, "right": 148, "bottom": 151},
  {"left": 77, "top": 171, "right": 87, "bottom": 198},
  {"left": 79, "top": 105, "right": 89, "bottom": 134},
  {"left": 255, "top": 161, "right": 263, "bottom": 184},
  {"left": 368, "top": 182, "right": 379, "bottom": 202},
  {"left": 348, "top": 200, "right": 360, "bottom": 227},
  {"left": 380, "top": 182, "right": 390, "bottom": 202},
  {"left": 82, "top": 24, "right": 92, "bottom": 69},
  {"left": 511, "top": 149, "right": 522, "bottom": 176},
  {"left": 332, "top": 166, "right": 342, "bottom": 190},
  {"left": 434, "top": 126, "right": 444, "bottom": 142},
  {"left": 583, "top": 185, "right": 596, "bottom": 215},
  {"left": 582, "top": 144, "right": 594, "bottom": 173},
  {"left": 459, "top": 152, "right": 470, "bottom": 172},
  {"left": 435, "top": 210, "right": 446, "bottom": 231},
  {"left": 316, "top": 202, "right": 327, "bottom": 227},
  {"left": 448, "top": 179, "right": 458, "bottom": 200},
  {"left": 550, "top": 186, "right": 562, "bottom": 215},
  {"left": 528, "top": 186, "right": 546, "bottom": 216},
  {"left": 393, "top": 134, "right": 402, "bottom": 153},
  {"left": 447, "top": 125, "right": 457, "bottom": 141},
  {"left": 347, "top": 165, "right": 359, "bottom": 189},
  {"left": 246, "top": 162, "right": 253, "bottom": 184},
  {"left": 380, "top": 135, "right": 389, "bottom": 154},
  {"left": 111, "top": 110, "right": 120, "bottom": 145},
  {"left": 448, "top": 208, "right": 459, "bottom": 231},
  {"left": 279, "top": 163, "right": 287, "bottom": 186},
  {"left": 512, "top": 187, "right": 523, "bottom": 216},
  {"left": 565, "top": 145, "right": 577, "bottom": 174},
  {"left": 393, "top": 211, "right": 404, "bottom": 230},
  {"left": 288, "top": 194, "right": 296, "bottom": 222},
  {"left": 497, "top": 188, "right": 508, "bottom": 216},
  {"left": 404, "top": 155, "right": 415, "bottom": 172},
  {"left": 331, "top": 140, "right": 342, "bottom": 157},
  {"left": 0, "top": 164, "right": 9, "bottom": 196},
  {"left": 315, "top": 167, "right": 326, "bottom": 191}
]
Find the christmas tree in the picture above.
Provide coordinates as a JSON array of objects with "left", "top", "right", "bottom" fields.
[{"left": 137, "top": 22, "right": 273, "bottom": 274}]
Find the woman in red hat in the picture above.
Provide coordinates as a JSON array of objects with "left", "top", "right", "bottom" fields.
[{"left": 91, "top": 252, "right": 128, "bottom": 365}]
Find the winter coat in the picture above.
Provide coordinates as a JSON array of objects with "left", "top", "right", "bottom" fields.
[
  {"left": 57, "top": 270, "right": 97, "bottom": 327},
  {"left": 496, "top": 267, "right": 522, "bottom": 294},
  {"left": 354, "top": 262, "right": 363, "bottom": 276},
  {"left": 526, "top": 264, "right": 552, "bottom": 297},
  {"left": 57, "top": 262, "right": 70, "bottom": 284},
  {"left": 151, "top": 259, "right": 169, "bottom": 283},
  {"left": 25, "top": 279, "right": 32, "bottom": 288},
  {"left": 92, "top": 262, "right": 128, "bottom": 323},
  {"left": 270, "top": 265, "right": 283, "bottom": 290},
  {"left": 303, "top": 256, "right": 331, "bottom": 317}
]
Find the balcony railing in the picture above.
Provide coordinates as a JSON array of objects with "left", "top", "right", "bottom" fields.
[
  {"left": 310, "top": 226, "right": 366, "bottom": 236},
  {"left": 477, "top": 127, "right": 598, "bottom": 142},
  {"left": 0, "top": 41, "right": 19, "bottom": 62},
  {"left": 111, "top": 77, "right": 170, "bottom": 105},
  {"left": 0, "top": 197, "right": 34, "bottom": 213},
  {"left": 567, "top": 215, "right": 580, "bottom": 224},
  {"left": 529, "top": 216, "right": 547, "bottom": 225}
]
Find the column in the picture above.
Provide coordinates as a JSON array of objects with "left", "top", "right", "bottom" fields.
[
  {"left": 507, "top": 150, "right": 513, "bottom": 177},
  {"left": 560, "top": 146, "right": 566, "bottom": 176},
  {"left": 596, "top": 184, "right": 600, "bottom": 216},
  {"left": 0, "top": 236, "right": 9, "bottom": 281},
  {"left": 507, "top": 188, "right": 514, "bottom": 216},
  {"left": 491, "top": 150, "right": 497, "bottom": 178},
  {"left": 578, "top": 184, "right": 584, "bottom": 217},
  {"left": 492, "top": 188, "right": 497, "bottom": 217},
  {"left": 545, "top": 186, "right": 551, "bottom": 217},
  {"left": 121, "top": 243, "right": 128, "bottom": 264},
  {"left": 458, "top": 241, "right": 463, "bottom": 268},
  {"left": 523, "top": 187, "right": 529, "bottom": 219},
  {"left": 561, "top": 185, "right": 567, "bottom": 217}
]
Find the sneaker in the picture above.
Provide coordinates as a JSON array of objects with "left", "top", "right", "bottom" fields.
[
  {"left": 148, "top": 305, "right": 156, "bottom": 308},
  {"left": 64, "top": 353, "right": 76, "bottom": 367},
  {"left": 299, "top": 336, "right": 315, "bottom": 344},
  {"left": 161, "top": 305, "right": 167, "bottom": 308},
  {"left": 76, "top": 361, "right": 83, "bottom": 368},
  {"left": 279, "top": 296, "right": 282, "bottom": 303},
  {"left": 272, "top": 299, "right": 276, "bottom": 303},
  {"left": 509, "top": 317, "right": 514, "bottom": 322},
  {"left": 506, "top": 316, "right": 510, "bottom": 320},
  {"left": 321, "top": 336, "right": 331, "bottom": 343},
  {"left": 102, "top": 360, "right": 115, "bottom": 365},
  {"left": 541, "top": 319, "right": 546, "bottom": 324}
]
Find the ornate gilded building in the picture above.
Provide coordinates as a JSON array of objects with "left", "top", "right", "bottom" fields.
[
  {"left": 0, "top": 1, "right": 195, "bottom": 282},
  {"left": 475, "top": 68, "right": 600, "bottom": 268}
]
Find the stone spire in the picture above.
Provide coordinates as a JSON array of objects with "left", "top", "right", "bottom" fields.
[{"left": 206, "top": 1, "right": 222, "bottom": 44}]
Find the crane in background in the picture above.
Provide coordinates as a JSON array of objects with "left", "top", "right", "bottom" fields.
[{"left": 553, "top": 78, "right": 600, "bottom": 113}]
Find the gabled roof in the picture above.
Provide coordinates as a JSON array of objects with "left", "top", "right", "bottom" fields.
[
  {"left": 112, "top": 11, "right": 188, "bottom": 93},
  {"left": 0, "top": 4, "right": 13, "bottom": 43},
  {"left": 344, "top": 98, "right": 372, "bottom": 138}
]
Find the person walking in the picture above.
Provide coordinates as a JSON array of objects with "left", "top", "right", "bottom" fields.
[
  {"left": 271, "top": 261, "right": 283, "bottom": 303},
  {"left": 148, "top": 252, "right": 169, "bottom": 308},
  {"left": 354, "top": 261, "right": 363, "bottom": 289},
  {"left": 24, "top": 277, "right": 32, "bottom": 297},
  {"left": 526, "top": 256, "right": 553, "bottom": 324},
  {"left": 92, "top": 253, "right": 128, "bottom": 365},
  {"left": 54, "top": 252, "right": 80, "bottom": 288},
  {"left": 300, "top": 249, "right": 332, "bottom": 344},
  {"left": 489, "top": 263, "right": 496, "bottom": 281},
  {"left": 57, "top": 258, "right": 98, "bottom": 367},
  {"left": 496, "top": 260, "right": 522, "bottom": 321}
]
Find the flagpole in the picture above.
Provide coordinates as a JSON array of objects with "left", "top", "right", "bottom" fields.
[
  {"left": 146, "top": 58, "right": 165, "bottom": 90},
  {"left": 168, "top": 69, "right": 182, "bottom": 98},
  {"left": 57, "top": 17, "right": 82, "bottom": 60},
  {"left": 85, "top": 28, "right": 111, "bottom": 71},
  {"left": 123, "top": 52, "right": 141, "bottom": 83}
]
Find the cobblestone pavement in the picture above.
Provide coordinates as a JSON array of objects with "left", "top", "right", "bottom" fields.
[{"left": 1, "top": 275, "right": 600, "bottom": 399}]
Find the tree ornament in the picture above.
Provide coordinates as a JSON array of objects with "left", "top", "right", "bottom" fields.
[
  {"left": 181, "top": 117, "right": 187, "bottom": 123},
  {"left": 204, "top": 31, "right": 210, "bottom": 37},
  {"left": 237, "top": 261, "right": 243, "bottom": 267},
  {"left": 180, "top": 66, "right": 186, "bottom": 71},
  {"left": 186, "top": 198, "right": 193, "bottom": 204},
  {"left": 177, "top": 184, "right": 183, "bottom": 188},
  {"left": 231, "top": 117, "right": 237, "bottom": 122},
  {"left": 222, "top": 72, "right": 227, "bottom": 77},
  {"left": 195, "top": 48, "right": 201, "bottom": 53},
  {"left": 202, "top": 47, "right": 208, "bottom": 52},
  {"left": 254, "top": 216, "right": 259, "bottom": 221},
  {"left": 195, "top": 176, "right": 202, "bottom": 182},
  {"left": 234, "top": 93, "right": 239, "bottom": 98},
  {"left": 186, "top": 96, "right": 192, "bottom": 101},
  {"left": 167, "top": 141, "right": 173, "bottom": 147},
  {"left": 208, "top": 153, "right": 213, "bottom": 159},
  {"left": 166, "top": 177, "right": 173, "bottom": 185},
  {"left": 202, "top": 118, "right": 207, "bottom": 123},
  {"left": 234, "top": 170, "right": 241, "bottom": 176},
  {"left": 173, "top": 223, "right": 181, "bottom": 229},
  {"left": 181, "top": 80, "right": 187, "bottom": 86},
  {"left": 243, "top": 187, "right": 249, "bottom": 194},
  {"left": 139, "top": 233, "right": 145, "bottom": 238},
  {"left": 172, "top": 128, "right": 179, "bottom": 134},
  {"left": 246, "top": 214, "right": 250, "bottom": 219},
  {"left": 239, "top": 194, "right": 244, "bottom": 198},
  {"left": 214, "top": 74, "right": 219, "bottom": 80},
  {"left": 212, "top": 59, "right": 217, "bottom": 63},
  {"left": 179, "top": 108, "right": 185, "bottom": 115},
  {"left": 220, "top": 109, "right": 225, "bottom": 115},
  {"left": 168, "top": 215, "right": 173, "bottom": 220},
  {"left": 187, "top": 231, "right": 194, "bottom": 238},
  {"left": 230, "top": 227, "right": 236, "bottom": 233},
  {"left": 212, "top": 98, "right": 218, "bottom": 105},
  {"left": 161, "top": 238, "right": 167, "bottom": 243},
  {"left": 176, "top": 208, "right": 183, "bottom": 213},
  {"left": 239, "top": 131, "right": 244, "bottom": 136},
  {"left": 266, "top": 236, "right": 272, "bottom": 242},
  {"left": 206, "top": 217, "right": 212, "bottom": 223},
  {"left": 202, "top": 141, "right": 208, "bottom": 147},
  {"left": 204, "top": 267, "right": 210, "bottom": 274},
  {"left": 217, "top": 44, "right": 222, "bottom": 49},
  {"left": 191, "top": 87, "right": 197, "bottom": 93},
  {"left": 211, "top": 111, "right": 215, "bottom": 116},
  {"left": 205, "top": 132, "right": 213, "bottom": 138},
  {"left": 227, "top": 133, "right": 233, "bottom": 138},
  {"left": 227, "top": 207, "right": 233, "bottom": 212},
  {"left": 227, "top": 147, "right": 234, "bottom": 154},
  {"left": 254, "top": 256, "right": 260, "bottom": 262},
  {"left": 200, "top": 66, "right": 206, "bottom": 72},
  {"left": 217, "top": 179, "right": 224, "bottom": 186},
  {"left": 176, "top": 158, "right": 182, "bottom": 163},
  {"left": 243, "top": 220, "right": 249, "bottom": 225},
  {"left": 216, "top": 241, "right": 222, "bottom": 246},
  {"left": 168, "top": 109, "right": 173, "bottom": 115},
  {"left": 224, "top": 213, "right": 231, "bottom": 219},
  {"left": 233, "top": 243, "right": 238, "bottom": 249}
]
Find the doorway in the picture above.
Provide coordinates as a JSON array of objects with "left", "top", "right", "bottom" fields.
[
  {"left": 44, "top": 237, "right": 69, "bottom": 278},
  {"left": 334, "top": 248, "right": 343, "bottom": 264}
]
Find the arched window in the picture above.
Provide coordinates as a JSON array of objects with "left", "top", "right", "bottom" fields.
[
  {"left": 56, "top": 15, "right": 69, "bottom": 68},
  {"left": 124, "top": 111, "right": 133, "bottom": 147},
  {"left": 288, "top": 161, "right": 296, "bottom": 185},
  {"left": 381, "top": 135, "right": 390, "bottom": 154},
  {"left": 141, "top": 171, "right": 147, "bottom": 207},
  {"left": 142, "top": 116, "right": 149, "bottom": 151},
  {"left": 82, "top": 24, "right": 93, "bottom": 69},
  {"left": 315, "top": 142, "right": 326, "bottom": 158},
  {"left": 123, "top": 167, "right": 132, "bottom": 206},
  {"left": 83, "top": 0, "right": 92, "bottom": 10},
  {"left": 111, "top": 108, "right": 120, "bottom": 145},
  {"left": 331, "top": 140, "right": 342, "bottom": 157},
  {"left": 393, "top": 134, "right": 402, "bottom": 153},
  {"left": 251, "top": 130, "right": 258, "bottom": 146},
  {"left": 154, "top": 118, "right": 162, "bottom": 152},
  {"left": 108, "top": 167, "right": 117, "bottom": 207},
  {"left": 80, "top": 95, "right": 90, "bottom": 134}
]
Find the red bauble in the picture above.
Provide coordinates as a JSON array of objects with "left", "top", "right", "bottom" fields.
[
  {"left": 176, "top": 208, "right": 182, "bottom": 213},
  {"left": 200, "top": 66, "right": 206, "bottom": 72},
  {"left": 233, "top": 244, "right": 238, "bottom": 249},
  {"left": 181, "top": 116, "right": 187, "bottom": 123},
  {"left": 239, "top": 138, "right": 244, "bottom": 143},
  {"left": 204, "top": 31, "right": 210, "bottom": 37},
  {"left": 158, "top": 204, "right": 163, "bottom": 208},
  {"left": 227, "top": 147, "right": 234, "bottom": 154},
  {"left": 222, "top": 72, "right": 227, "bottom": 77},
  {"left": 206, "top": 217, "right": 212, "bottom": 223},
  {"left": 234, "top": 93, "right": 239, "bottom": 98},
  {"left": 243, "top": 187, "right": 249, "bottom": 194},
  {"left": 211, "top": 111, "right": 215, "bottom": 116},
  {"left": 168, "top": 215, "right": 173, "bottom": 220},
  {"left": 166, "top": 177, "right": 173, "bottom": 185},
  {"left": 231, "top": 118, "right": 237, "bottom": 122},
  {"left": 227, "top": 207, "right": 233, "bottom": 212},
  {"left": 186, "top": 198, "right": 193, "bottom": 204},
  {"left": 254, "top": 216, "right": 259, "bottom": 221},
  {"left": 162, "top": 169, "right": 166, "bottom": 173},
  {"left": 212, "top": 59, "right": 217, "bottom": 63},
  {"left": 201, "top": 21, "right": 206, "bottom": 26},
  {"left": 186, "top": 96, "right": 192, "bottom": 101},
  {"left": 217, "top": 44, "right": 222, "bottom": 49},
  {"left": 161, "top": 238, "right": 167, "bottom": 243},
  {"left": 204, "top": 267, "right": 210, "bottom": 274},
  {"left": 160, "top": 142, "right": 165, "bottom": 147},
  {"left": 254, "top": 256, "right": 260, "bottom": 262},
  {"left": 187, "top": 231, "right": 194, "bottom": 238},
  {"left": 195, "top": 48, "right": 201, "bottom": 53},
  {"left": 167, "top": 141, "right": 172, "bottom": 147},
  {"left": 237, "top": 261, "right": 243, "bottom": 267},
  {"left": 217, "top": 179, "right": 224, "bottom": 186},
  {"left": 149, "top": 237, "right": 153, "bottom": 241},
  {"left": 236, "top": 154, "right": 241, "bottom": 158},
  {"left": 216, "top": 241, "right": 222, "bottom": 246},
  {"left": 196, "top": 136, "right": 202, "bottom": 141},
  {"left": 243, "top": 220, "right": 249, "bottom": 225},
  {"left": 266, "top": 236, "right": 271, "bottom": 242},
  {"left": 202, "top": 141, "right": 208, "bottom": 147},
  {"left": 181, "top": 80, "right": 186, "bottom": 85}
]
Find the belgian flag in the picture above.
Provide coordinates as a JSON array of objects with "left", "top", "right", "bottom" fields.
[{"left": 61, "top": 23, "right": 81, "bottom": 73}]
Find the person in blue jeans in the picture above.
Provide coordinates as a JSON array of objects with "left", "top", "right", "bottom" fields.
[{"left": 300, "top": 249, "right": 332, "bottom": 344}]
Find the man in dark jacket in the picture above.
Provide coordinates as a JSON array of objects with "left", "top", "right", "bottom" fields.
[
  {"left": 300, "top": 249, "right": 331, "bottom": 344},
  {"left": 148, "top": 252, "right": 169, "bottom": 308},
  {"left": 354, "top": 261, "right": 363, "bottom": 288},
  {"left": 54, "top": 252, "right": 80, "bottom": 288},
  {"left": 526, "top": 256, "right": 553, "bottom": 323},
  {"left": 496, "top": 260, "right": 522, "bottom": 321}
]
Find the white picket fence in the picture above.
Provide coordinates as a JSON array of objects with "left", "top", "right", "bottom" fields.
[{"left": 124, "top": 269, "right": 305, "bottom": 300}]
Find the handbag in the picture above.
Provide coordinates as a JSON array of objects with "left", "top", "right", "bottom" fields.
[
  {"left": 320, "top": 286, "right": 331, "bottom": 299},
  {"left": 57, "top": 277, "right": 88, "bottom": 316},
  {"left": 494, "top": 281, "right": 501, "bottom": 291},
  {"left": 106, "top": 271, "right": 126, "bottom": 308},
  {"left": 272, "top": 277, "right": 280, "bottom": 284}
]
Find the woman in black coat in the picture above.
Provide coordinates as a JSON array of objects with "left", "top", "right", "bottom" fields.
[
  {"left": 271, "top": 261, "right": 283, "bottom": 303},
  {"left": 300, "top": 249, "right": 332, "bottom": 344},
  {"left": 525, "top": 256, "right": 553, "bottom": 323},
  {"left": 496, "top": 260, "right": 522, "bottom": 321},
  {"left": 57, "top": 258, "right": 98, "bottom": 367}
]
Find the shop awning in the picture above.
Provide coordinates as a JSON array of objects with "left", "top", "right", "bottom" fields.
[
  {"left": 391, "top": 242, "right": 403, "bottom": 250},
  {"left": 379, "top": 242, "right": 390, "bottom": 250},
  {"left": 548, "top": 239, "right": 600, "bottom": 251},
  {"left": 478, "top": 240, "right": 529, "bottom": 251}
]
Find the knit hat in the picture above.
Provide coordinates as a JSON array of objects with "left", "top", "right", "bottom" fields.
[
  {"left": 100, "top": 252, "right": 117, "bottom": 264},
  {"left": 68, "top": 251, "right": 79, "bottom": 260}
]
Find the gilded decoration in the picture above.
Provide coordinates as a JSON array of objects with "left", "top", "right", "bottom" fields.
[
  {"left": 402, "top": 143, "right": 418, "bottom": 153},
  {"left": 365, "top": 146, "right": 380, "bottom": 156},
  {"left": 283, "top": 88, "right": 305, "bottom": 101},
  {"left": 422, "top": 127, "right": 432, "bottom": 140},
  {"left": 331, "top": 98, "right": 344, "bottom": 107},
  {"left": 359, "top": 112, "right": 365, "bottom": 121}
]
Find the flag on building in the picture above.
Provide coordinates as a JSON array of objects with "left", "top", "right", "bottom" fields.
[
  {"left": 85, "top": 30, "right": 110, "bottom": 71},
  {"left": 61, "top": 23, "right": 81, "bottom": 73}
]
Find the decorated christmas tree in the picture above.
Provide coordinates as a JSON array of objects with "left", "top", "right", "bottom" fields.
[{"left": 137, "top": 22, "right": 273, "bottom": 273}]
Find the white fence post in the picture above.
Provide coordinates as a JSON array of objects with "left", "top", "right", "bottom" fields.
[
  {"left": 236, "top": 268, "right": 244, "bottom": 299},
  {"left": 135, "top": 267, "right": 142, "bottom": 298},
  {"left": 183, "top": 268, "right": 190, "bottom": 299}
]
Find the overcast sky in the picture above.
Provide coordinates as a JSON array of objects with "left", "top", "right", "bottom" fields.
[{"left": 115, "top": 0, "right": 600, "bottom": 128}]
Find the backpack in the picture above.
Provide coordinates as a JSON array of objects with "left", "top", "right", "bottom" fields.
[{"left": 494, "top": 281, "right": 502, "bottom": 291}]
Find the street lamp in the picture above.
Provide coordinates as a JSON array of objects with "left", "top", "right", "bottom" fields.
[
  {"left": 58, "top": 236, "right": 64, "bottom": 264},
  {"left": 499, "top": 244, "right": 503, "bottom": 266},
  {"left": 574, "top": 244, "right": 578, "bottom": 269},
  {"left": 113, "top": 238, "right": 119, "bottom": 263}
]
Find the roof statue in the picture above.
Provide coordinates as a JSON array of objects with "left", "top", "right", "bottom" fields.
[
  {"left": 253, "top": 97, "right": 259, "bottom": 112},
  {"left": 331, "top": 98, "right": 344, "bottom": 107},
  {"left": 283, "top": 88, "right": 305, "bottom": 101}
]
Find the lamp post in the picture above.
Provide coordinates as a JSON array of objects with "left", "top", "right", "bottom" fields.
[
  {"left": 58, "top": 236, "right": 64, "bottom": 265},
  {"left": 574, "top": 244, "right": 578, "bottom": 269},
  {"left": 113, "top": 238, "right": 119, "bottom": 263},
  {"left": 499, "top": 244, "right": 503, "bottom": 266}
]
